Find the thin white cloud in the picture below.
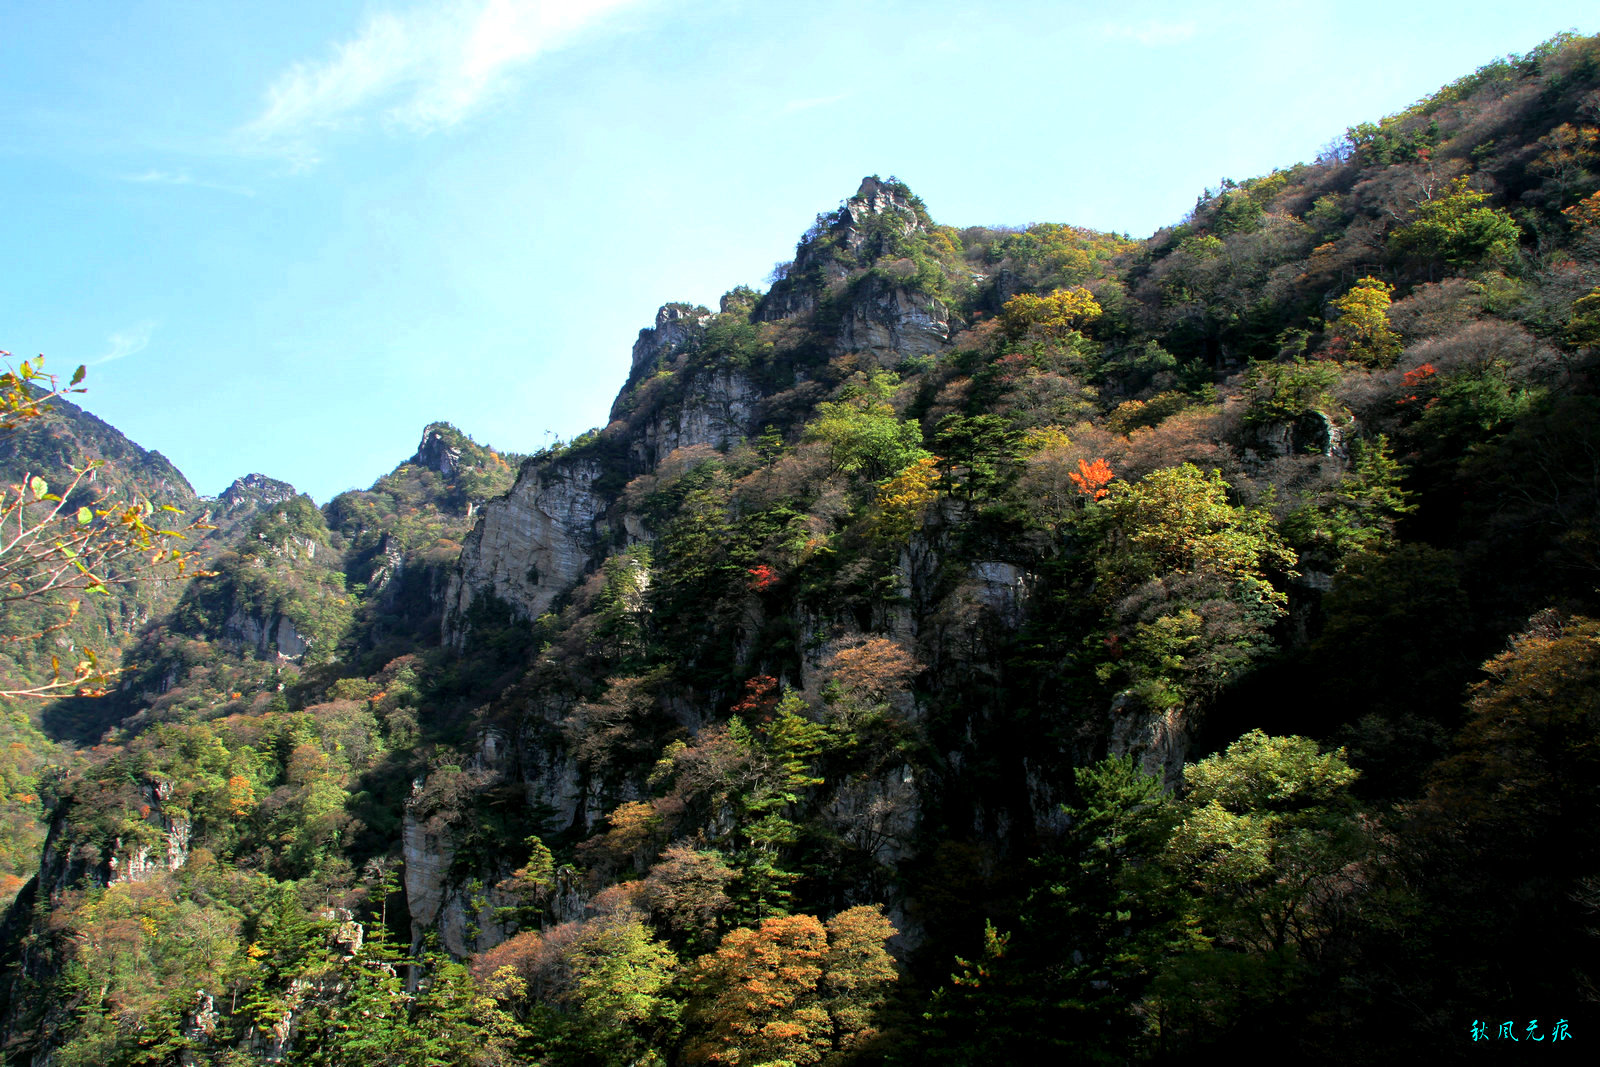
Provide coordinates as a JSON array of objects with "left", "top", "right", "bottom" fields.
[
  {"left": 121, "top": 169, "right": 256, "bottom": 196},
  {"left": 781, "top": 93, "right": 850, "bottom": 115},
  {"left": 240, "top": 0, "right": 645, "bottom": 167},
  {"left": 125, "top": 169, "right": 194, "bottom": 184},
  {"left": 94, "top": 322, "right": 157, "bottom": 366},
  {"left": 1101, "top": 19, "right": 1198, "bottom": 46}
]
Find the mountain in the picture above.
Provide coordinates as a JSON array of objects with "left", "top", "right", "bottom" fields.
[
  {"left": 0, "top": 393, "right": 196, "bottom": 511},
  {"left": 4, "top": 32, "right": 1600, "bottom": 1064}
]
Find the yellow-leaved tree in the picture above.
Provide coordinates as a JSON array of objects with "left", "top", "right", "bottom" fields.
[
  {"left": 999, "top": 286, "right": 1102, "bottom": 340},
  {"left": 1330, "top": 276, "right": 1402, "bottom": 367}
]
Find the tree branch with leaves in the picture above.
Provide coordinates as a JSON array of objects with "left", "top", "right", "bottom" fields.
[{"left": 0, "top": 352, "right": 211, "bottom": 697}]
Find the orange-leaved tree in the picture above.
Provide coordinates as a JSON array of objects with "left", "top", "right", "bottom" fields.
[
  {"left": 684, "top": 905, "right": 898, "bottom": 1065},
  {"left": 1069, "top": 457, "right": 1114, "bottom": 501}
]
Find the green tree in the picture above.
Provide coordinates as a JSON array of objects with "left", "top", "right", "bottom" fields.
[
  {"left": 1095, "top": 465, "right": 1296, "bottom": 600},
  {"left": 803, "top": 371, "right": 927, "bottom": 481},
  {"left": 1240, "top": 357, "right": 1342, "bottom": 424},
  {"left": 1388, "top": 177, "right": 1521, "bottom": 279},
  {"left": 1282, "top": 434, "right": 1414, "bottom": 568},
  {"left": 932, "top": 414, "right": 1022, "bottom": 500},
  {"left": 1092, "top": 465, "right": 1297, "bottom": 710},
  {"left": 559, "top": 915, "right": 681, "bottom": 1065},
  {"left": 1164, "top": 730, "right": 1365, "bottom": 957},
  {"left": 921, "top": 757, "right": 1189, "bottom": 1065},
  {"left": 1146, "top": 731, "right": 1367, "bottom": 1052}
]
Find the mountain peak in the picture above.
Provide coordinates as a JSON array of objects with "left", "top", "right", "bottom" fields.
[
  {"left": 413, "top": 422, "right": 467, "bottom": 475},
  {"left": 216, "top": 473, "right": 297, "bottom": 511},
  {"left": 846, "top": 174, "right": 924, "bottom": 223}
]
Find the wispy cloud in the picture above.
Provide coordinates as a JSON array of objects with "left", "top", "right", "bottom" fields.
[
  {"left": 1101, "top": 19, "right": 1198, "bottom": 47},
  {"left": 240, "top": 0, "right": 646, "bottom": 168},
  {"left": 781, "top": 93, "right": 850, "bottom": 115},
  {"left": 94, "top": 322, "right": 157, "bottom": 366},
  {"left": 121, "top": 169, "right": 256, "bottom": 196}
]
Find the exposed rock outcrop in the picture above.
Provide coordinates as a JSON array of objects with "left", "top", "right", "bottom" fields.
[
  {"left": 203, "top": 474, "right": 298, "bottom": 538},
  {"left": 33, "top": 777, "right": 194, "bottom": 900},
  {"left": 629, "top": 368, "right": 760, "bottom": 468},
  {"left": 833, "top": 274, "right": 951, "bottom": 362},
  {"left": 1242, "top": 409, "right": 1349, "bottom": 462},
  {"left": 798, "top": 176, "right": 926, "bottom": 277},
  {"left": 757, "top": 176, "right": 931, "bottom": 325},
  {"left": 402, "top": 809, "right": 454, "bottom": 933},
  {"left": 449, "top": 301, "right": 767, "bottom": 644},
  {"left": 1106, "top": 691, "right": 1190, "bottom": 792},
  {"left": 628, "top": 303, "right": 711, "bottom": 381},
  {"left": 824, "top": 766, "right": 919, "bottom": 870},
  {"left": 966, "top": 561, "right": 1035, "bottom": 630},
  {"left": 412, "top": 423, "right": 465, "bottom": 476},
  {"left": 223, "top": 606, "right": 313, "bottom": 660},
  {"left": 444, "top": 456, "right": 608, "bottom": 642},
  {"left": 180, "top": 990, "right": 221, "bottom": 1066}
]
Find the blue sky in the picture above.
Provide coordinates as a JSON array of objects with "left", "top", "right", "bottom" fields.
[{"left": 2, "top": 1, "right": 1593, "bottom": 502}]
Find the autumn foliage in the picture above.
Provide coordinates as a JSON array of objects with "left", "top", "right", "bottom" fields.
[
  {"left": 683, "top": 905, "right": 898, "bottom": 1066},
  {"left": 1397, "top": 362, "right": 1438, "bottom": 405},
  {"left": 1069, "top": 457, "right": 1114, "bottom": 500},
  {"left": 731, "top": 674, "right": 781, "bottom": 719},
  {"left": 999, "top": 286, "right": 1103, "bottom": 340},
  {"left": 869, "top": 454, "right": 941, "bottom": 541},
  {"left": 825, "top": 637, "right": 920, "bottom": 701},
  {"left": 1330, "top": 276, "right": 1403, "bottom": 367}
]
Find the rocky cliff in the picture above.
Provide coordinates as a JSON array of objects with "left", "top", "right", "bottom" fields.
[
  {"left": 445, "top": 176, "right": 962, "bottom": 643},
  {"left": 445, "top": 455, "right": 609, "bottom": 643}
]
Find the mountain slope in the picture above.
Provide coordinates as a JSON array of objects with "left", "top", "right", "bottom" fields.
[{"left": 3, "top": 32, "right": 1600, "bottom": 1064}]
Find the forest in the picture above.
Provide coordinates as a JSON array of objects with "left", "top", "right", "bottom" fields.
[{"left": 2, "top": 30, "right": 1600, "bottom": 1064}]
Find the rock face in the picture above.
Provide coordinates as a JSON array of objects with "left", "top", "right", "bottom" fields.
[
  {"left": 103, "top": 780, "right": 192, "bottom": 885},
  {"left": 181, "top": 990, "right": 221, "bottom": 1064},
  {"left": 801, "top": 176, "right": 925, "bottom": 277},
  {"left": 629, "top": 369, "right": 760, "bottom": 469},
  {"left": 34, "top": 777, "right": 194, "bottom": 898},
  {"left": 427, "top": 177, "right": 975, "bottom": 953},
  {"left": 368, "top": 531, "right": 407, "bottom": 599},
  {"left": 205, "top": 474, "right": 297, "bottom": 536},
  {"left": 223, "top": 606, "right": 313, "bottom": 660},
  {"left": 966, "top": 561, "right": 1035, "bottom": 629},
  {"left": 412, "top": 423, "right": 464, "bottom": 475},
  {"left": 401, "top": 730, "right": 525, "bottom": 956},
  {"left": 824, "top": 767, "right": 919, "bottom": 870},
  {"left": 444, "top": 456, "right": 608, "bottom": 642},
  {"left": 629, "top": 303, "right": 711, "bottom": 380},
  {"left": 757, "top": 176, "right": 931, "bottom": 326},
  {"left": 402, "top": 810, "right": 454, "bottom": 932},
  {"left": 403, "top": 807, "right": 511, "bottom": 955},
  {"left": 448, "top": 296, "right": 766, "bottom": 641},
  {"left": 1243, "top": 410, "right": 1349, "bottom": 461},
  {"left": 751, "top": 177, "right": 951, "bottom": 364},
  {"left": 1106, "top": 691, "right": 1190, "bottom": 792},
  {"left": 834, "top": 275, "right": 951, "bottom": 362}
]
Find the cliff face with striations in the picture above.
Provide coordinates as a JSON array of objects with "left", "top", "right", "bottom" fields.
[{"left": 445, "top": 456, "right": 609, "bottom": 642}]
